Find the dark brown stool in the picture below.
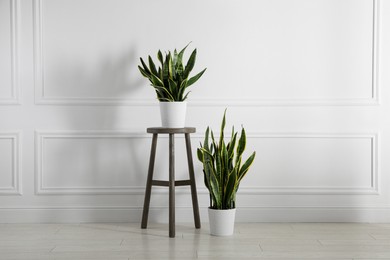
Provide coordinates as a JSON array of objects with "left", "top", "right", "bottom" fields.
[{"left": 141, "top": 127, "right": 201, "bottom": 237}]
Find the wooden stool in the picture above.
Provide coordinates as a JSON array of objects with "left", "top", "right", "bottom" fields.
[{"left": 141, "top": 127, "right": 201, "bottom": 237}]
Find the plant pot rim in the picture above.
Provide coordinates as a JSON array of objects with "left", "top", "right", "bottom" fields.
[
  {"left": 208, "top": 207, "right": 236, "bottom": 211},
  {"left": 159, "top": 100, "right": 187, "bottom": 102}
]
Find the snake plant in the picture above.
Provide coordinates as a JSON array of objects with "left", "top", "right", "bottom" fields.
[
  {"left": 197, "top": 110, "right": 256, "bottom": 210},
  {"left": 138, "top": 44, "right": 206, "bottom": 102}
]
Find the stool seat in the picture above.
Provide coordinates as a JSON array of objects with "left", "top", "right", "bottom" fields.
[
  {"left": 147, "top": 127, "right": 195, "bottom": 134},
  {"left": 141, "top": 127, "right": 201, "bottom": 238}
]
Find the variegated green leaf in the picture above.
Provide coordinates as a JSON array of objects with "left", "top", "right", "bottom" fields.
[
  {"left": 150, "top": 73, "right": 164, "bottom": 87},
  {"left": 183, "top": 48, "right": 197, "bottom": 78},
  {"left": 157, "top": 50, "right": 163, "bottom": 65},
  {"left": 168, "top": 78, "right": 177, "bottom": 97},
  {"left": 187, "top": 68, "right": 206, "bottom": 87},
  {"left": 138, "top": 66, "right": 150, "bottom": 78},
  {"left": 224, "top": 168, "right": 237, "bottom": 207},
  {"left": 238, "top": 152, "right": 256, "bottom": 181},
  {"left": 219, "top": 109, "right": 227, "bottom": 149},
  {"left": 236, "top": 127, "right": 246, "bottom": 165},
  {"left": 148, "top": 56, "right": 158, "bottom": 76}
]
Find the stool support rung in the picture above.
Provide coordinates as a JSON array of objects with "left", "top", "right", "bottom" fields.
[
  {"left": 151, "top": 180, "right": 169, "bottom": 186},
  {"left": 175, "top": 180, "right": 192, "bottom": 186},
  {"left": 151, "top": 180, "right": 192, "bottom": 187}
]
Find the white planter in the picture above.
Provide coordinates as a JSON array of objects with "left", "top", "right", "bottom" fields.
[
  {"left": 159, "top": 101, "right": 187, "bottom": 128},
  {"left": 208, "top": 208, "right": 236, "bottom": 236}
]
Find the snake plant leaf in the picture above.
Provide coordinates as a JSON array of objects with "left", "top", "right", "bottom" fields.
[
  {"left": 202, "top": 156, "right": 212, "bottom": 193},
  {"left": 148, "top": 56, "right": 158, "bottom": 76},
  {"left": 219, "top": 109, "right": 227, "bottom": 149},
  {"left": 221, "top": 140, "right": 228, "bottom": 174},
  {"left": 211, "top": 130, "right": 216, "bottom": 146},
  {"left": 238, "top": 151, "right": 256, "bottom": 181},
  {"left": 210, "top": 177, "right": 221, "bottom": 209},
  {"left": 197, "top": 147, "right": 203, "bottom": 163},
  {"left": 183, "top": 48, "right": 196, "bottom": 78},
  {"left": 226, "top": 126, "right": 234, "bottom": 153},
  {"left": 177, "top": 42, "right": 190, "bottom": 65},
  {"left": 154, "top": 90, "right": 165, "bottom": 100},
  {"left": 200, "top": 147, "right": 214, "bottom": 160},
  {"left": 138, "top": 66, "right": 150, "bottom": 78},
  {"left": 187, "top": 68, "right": 207, "bottom": 87},
  {"left": 176, "top": 83, "right": 184, "bottom": 100},
  {"left": 155, "top": 90, "right": 167, "bottom": 101},
  {"left": 182, "top": 91, "right": 191, "bottom": 101},
  {"left": 206, "top": 160, "right": 221, "bottom": 208},
  {"left": 168, "top": 78, "right": 177, "bottom": 98},
  {"left": 157, "top": 50, "right": 163, "bottom": 65},
  {"left": 176, "top": 62, "right": 184, "bottom": 76},
  {"left": 173, "top": 49, "right": 178, "bottom": 67},
  {"left": 215, "top": 142, "right": 222, "bottom": 180},
  {"left": 158, "top": 97, "right": 172, "bottom": 102},
  {"left": 230, "top": 126, "right": 235, "bottom": 143},
  {"left": 224, "top": 168, "right": 237, "bottom": 207},
  {"left": 171, "top": 57, "right": 176, "bottom": 77},
  {"left": 178, "top": 79, "right": 188, "bottom": 98},
  {"left": 176, "top": 79, "right": 188, "bottom": 101},
  {"left": 227, "top": 132, "right": 237, "bottom": 160},
  {"left": 139, "top": 58, "right": 151, "bottom": 75},
  {"left": 167, "top": 52, "right": 173, "bottom": 78},
  {"left": 153, "top": 85, "right": 174, "bottom": 101},
  {"left": 221, "top": 140, "right": 229, "bottom": 194},
  {"left": 236, "top": 127, "right": 247, "bottom": 165},
  {"left": 150, "top": 73, "right": 164, "bottom": 87},
  {"left": 202, "top": 169, "right": 210, "bottom": 191},
  {"left": 162, "top": 53, "right": 169, "bottom": 79},
  {"left": 179, "top": 78, "right": 188, "bottom": 89},
  {"left": 204, "top": 127, "right": 210, "bottom": 151}
]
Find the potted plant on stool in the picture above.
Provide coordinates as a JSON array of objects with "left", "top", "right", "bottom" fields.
[
  {"left": 138, "top": 44, "right": 206, "bottom": 128},
  {"left": 197, "top": 110, "right": 256, "bottom": 236}
]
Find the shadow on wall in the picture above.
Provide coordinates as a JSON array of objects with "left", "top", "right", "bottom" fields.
[
  {"left": 42, "top": 46, "right": 149, "bottom": 221},
  {"left": 47, "top": 47, "right": 144, "bottom": 101}
]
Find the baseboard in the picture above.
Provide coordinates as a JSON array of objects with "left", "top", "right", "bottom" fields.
[{"left": 0, "top": 206, "right": 390, "bottom": 223}]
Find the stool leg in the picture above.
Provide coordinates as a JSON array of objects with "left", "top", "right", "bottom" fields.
[
  {"left": 185, "top": 133, "right": 201, "bottom": 229},
  {"left": 169, "top": 133, "right": 175, "bottom": 238},
  {"left": 141, "top": 133, "right": 158, "bottom": 229}
]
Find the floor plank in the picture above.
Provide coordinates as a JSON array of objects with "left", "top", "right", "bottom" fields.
[{"left": 1, "top": 223, "right": 390, "bottom": 259}]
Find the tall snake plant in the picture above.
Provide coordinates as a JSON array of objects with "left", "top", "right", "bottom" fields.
[
  {"left": 138, "top": 44, "right": 206, "bottom": 102},
  {"left": 197, "top": 110, "right": 256, "bottom": 210}
]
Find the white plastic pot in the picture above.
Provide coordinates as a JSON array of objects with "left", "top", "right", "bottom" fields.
[
  {"left": 159, "top": 101, "right": 187, "bottom": 128},
  {"left": 208, "top": 208, "right": 236, "bottom": 236}
]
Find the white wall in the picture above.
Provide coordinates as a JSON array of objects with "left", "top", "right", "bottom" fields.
[{"left": 1, "top": 0, "right": 390, "bottom": 223}]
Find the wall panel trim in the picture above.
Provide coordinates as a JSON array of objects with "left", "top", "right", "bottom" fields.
[
  {"left": 0, "top": 132, "right": 22, "bottom": 195},
  {"left": 35, "top": 131, "right": 147, "bottom": 195},
  {"left": 0, "top": 0, "right": 20, "bottom": 105},
  {"left": 35, "top": 131, "right": 378, "bottom": 195},
  {"left": 33, "top": 0, "right": 380, "bottom": 106}
]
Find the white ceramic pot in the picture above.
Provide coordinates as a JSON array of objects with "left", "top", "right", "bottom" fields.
[
  {"left": 159, "top": 101, "right": 187, "bottom": 128},
  {"left": 208, "top": 208, "right": 236, "bottom": 236}
]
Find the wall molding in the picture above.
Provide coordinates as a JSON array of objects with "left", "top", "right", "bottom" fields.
[
  {"left": 35, "top": 131, "right": 378, "bottom": 196},
  {"left": 372, "top": 0, "right": 380, "bottom": 104},
  {"left": 0, "top": 132, "right": 22, "bottom": 195},
  {"left": 35, "top": 131, "right": 147, "bottom": 195},
  {"left": 33, "top": 0, "right": 380, "bottom": 106},
  {"left": 0, "top": 0, "right": 20, "bottom": 105},
  {"left": 203, "top": 132, "right": 379, "bottom": 195}
]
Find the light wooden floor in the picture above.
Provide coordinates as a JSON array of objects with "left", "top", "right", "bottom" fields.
[{"left": 1, "top": 223, "right": 390, "bottom": 259}]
